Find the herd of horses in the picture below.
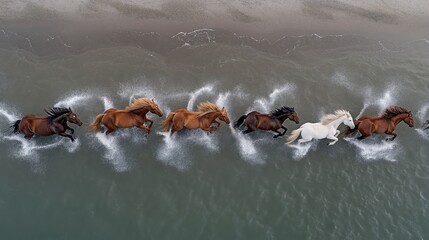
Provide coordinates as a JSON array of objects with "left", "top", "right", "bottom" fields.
[{"left": 9, "top": 98, "right": 421, "bottom": 147}]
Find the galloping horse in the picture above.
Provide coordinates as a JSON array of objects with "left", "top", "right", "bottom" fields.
[
  {"left": 88, "top": 98, "right": 163, "bottom": 136},
  {"left": 234, "top": 106, "right": 299, "bottom": 138},
  {"left": 287, "top": 110, "right": 355, "bottom": 145},
  {"left": 10, "top": 107, "right": 83, "bottom": 142},
  {"left": 160, "top": 101, "right": 230, "bottom": 135},
  {"left": 343, "top": 106, "right": 414, "bottom": 140}
]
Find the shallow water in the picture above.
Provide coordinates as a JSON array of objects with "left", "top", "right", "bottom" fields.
[{"left": 1, "top": 21, "right": 429, "bottom": 239}]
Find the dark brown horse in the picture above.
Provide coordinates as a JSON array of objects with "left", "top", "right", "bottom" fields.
[
  {"left": 10, "top": 107, "right": 83, "bottom": 142},
  {"left": 160, "top": 101, "right": 230, "bottom": 135},
  {"left": 343, "top": 106, "right": 414, "bottom": 140},
  {"left": 88, "top": 98, "right": 163, "bottom": 136},
  {"left": 234, "top": 106, "right": 299, "bottom": 138}
]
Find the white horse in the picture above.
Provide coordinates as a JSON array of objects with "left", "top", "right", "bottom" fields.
[{"left": 286, "top": 110, "right": 355, "bottom": 146}]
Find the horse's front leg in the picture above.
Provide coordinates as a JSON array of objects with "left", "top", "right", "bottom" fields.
[
  {"left": 385, "top": 132, "right": 397, "bottom": 141},
  {"left": 326, "top": 135, "right": 338, "bottom": 146},
  {"left": 58, "top": 132, "right": 75, "bottom": 142},
  {"left": 66, "top": 125, "right": 75, "bottom": 134},
  {"left": 280, "top": 126, "right": 288, "bottom": 136},
  {"left": 145, "top": 118, "right": 154, "bottom": 129},
  {"left": 334, "top": 130, "right": 340, "bottom": 137},
  {"left": 210, "top": 120, "right": 221, "bottom": 133},
  {"left": 137, "top": 124, "right": 151, "bottom": 136},
  {"left": 272, "top": 129, "right": 282, "bottom": 138}
]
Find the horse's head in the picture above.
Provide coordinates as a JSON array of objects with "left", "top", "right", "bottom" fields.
[
  {"left": 218, "top": 107, "right": 230, "bottom": 124},
  {"left": 287, "top": 110, "right": 300, "bottom": 124},
  {"left": 343, "top": 113, "right": 355, "bottom": 129},
  {"left": 149, "top": 99, "right": 163, "bottom": 117},
  {"left": 404, "top": 111, "right": 414, "bottom": 127},
  {"left": 66, "top": 108, "right": 83, "bottom": 126}
]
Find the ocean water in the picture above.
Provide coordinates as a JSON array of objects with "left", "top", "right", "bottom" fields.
[{"left": 1, "top": 3, "right": 429, "bottom": 239}]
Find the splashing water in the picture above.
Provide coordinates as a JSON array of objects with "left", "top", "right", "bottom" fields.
[
  {"left": 249, "top": 83, "right": 296, "bottom": 113},
  {"left": 92, "top": 132, "right": 129, "bottom": 172},
  {"left": 287, "top": 142, "right": 317, "bottom": 160},
  {"left": 54, "top": 93, "right": 93, "bottom": 108},
  {"left": 156, "top": 132, "right": 190, "bottom": 170},
  {"left": 229, "top": 124, "right": 265, "bottom": 164},
  {"left": 344, "top": 138, "right": 399, "bottom": 162},
  {"left": 187, "top": 84, "right": 216, "bottom": 110}
]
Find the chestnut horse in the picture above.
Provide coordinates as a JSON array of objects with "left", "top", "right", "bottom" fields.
[
  {"left": 88, "top": 98, "right": 163, "bottom": 136},
  {"left": 9, "top": 107, "right": 83, "bottom": 142},
  {"left": 343, "top": 106, "right": 414, "bottom": 140},
  {"left": 234, "top": 106, "right": 299, "bottom": 138},
  {"left": 160, "top": 101, "right": 230, "bottom": 135}
]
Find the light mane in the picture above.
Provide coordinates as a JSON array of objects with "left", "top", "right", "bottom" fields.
[
  {"left": 197, "top": 101, "right": 221, "bottom": 118},
  {"left": 124, "top": 98, "right": 153, "bottom": 112},
  {"left": 320, "top": 110, "right": 351, "bottom": 125}
]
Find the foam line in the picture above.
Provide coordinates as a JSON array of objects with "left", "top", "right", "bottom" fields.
[
  {"left": 287, "top": 142, "right": 316, "bottom": 160},
  {"left": 187, "top": 84, "right": 215, "bottom": 110},
  {"left": 344, "top": 138, "right": 399, "bottom": 162},
  {"left": 249, "top": 84, "right": 295, "bottom": 113},
  {"left": 94, "top": 132, "right": 129, "bottom": 172}
]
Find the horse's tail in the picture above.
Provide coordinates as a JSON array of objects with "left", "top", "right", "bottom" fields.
[
  {"left": 286, "top": 128, "right": 302, "bottom": 144},
  {"left": 342, "top": 120, "right": 360, "bottom": 137},
  {"left": 9, "top": 120, "right": 21, "bottom": 134},
  {"left": 88, "top": 114, "right": 104, "bottom": 133},
  {"left": 234, "top": 114, "right": 247, "bottom": 129},
  {"left": 160, "top": 112, "right": 175, "bottom": 132}
]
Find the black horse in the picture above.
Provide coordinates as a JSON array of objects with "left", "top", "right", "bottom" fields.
[{"left": 234, "top": 106, "right": 299, "bottom": 138}]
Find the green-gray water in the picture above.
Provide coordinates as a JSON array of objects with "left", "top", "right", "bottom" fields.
[{"left": 1, "top": 1, "right": 429, "bottom": 239}]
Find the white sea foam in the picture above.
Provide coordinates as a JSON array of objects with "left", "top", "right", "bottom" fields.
[
  {"left": 93, "top": 132, "right": 129, "bottom": 172},
  {"left": 54, "top": 93, "right": 92, "bottom": 108},
  {"left": 416, "top": 104, "right": 429, "bottom": 123},
  {"left": 287, "top": 142, "right": 316, "bottom": 160},
  {"left": 187, "top": 84, "right": 215, "bottom": 110},
  {"left": 344, "top": 138, "right": 399, "bottom": 162},
  {"left": 229, "top": 125, "right": 265, "bottom": 164},
  {"left": 416, "top": 129, "right": 429, "bottom": 141},
  {"left": 249, "top": 83, "right": 296, "bottom": 113},
  {"left": 156, "top": 132, "right": 190, "bottom": 170}
]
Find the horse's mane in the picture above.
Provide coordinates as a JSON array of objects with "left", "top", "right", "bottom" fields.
[
  {"left": 270, "top": 106, "right": 295, "bottom": 117},
  {"left": 124, "top": 98, "right": 153, "bottom": 112},
  {"left": 44, "top": 107, "right": 71, "bottom": 121},
  {"left": 381, "top": 106, "right": 410, "bottom": 119},
  {"left": 320, "top": 109, "right": 351, "bottom": 125},
  {"left": 197, "top": 101, "right": 221, "bottom": 118}
]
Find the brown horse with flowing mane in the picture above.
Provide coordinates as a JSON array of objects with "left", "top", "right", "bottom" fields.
[
  {"left": 160, "top": 101, "right": 230, "bottom": 135},
  {"left": 343, "top": 106, "right": 414, "bottom": 140},
  {"left": 88, "top": 98, "right": 163, "bottom": 136},
  {"left": 9, "top": 107, "right": 83, "bottom": 142},
  {"left": 234, "top": 106, "right": 299, "bottom": 138}
]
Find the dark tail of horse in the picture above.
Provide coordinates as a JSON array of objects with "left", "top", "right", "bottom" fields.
[
  {"left": 9, "top": 120, "right": 21, "bottom": 134},
  {"left": 234, "top": 115, "right": 247, "bottom": 129},
  {"left": 343, "top": 121, "right": 361, "bottom": 137}
]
